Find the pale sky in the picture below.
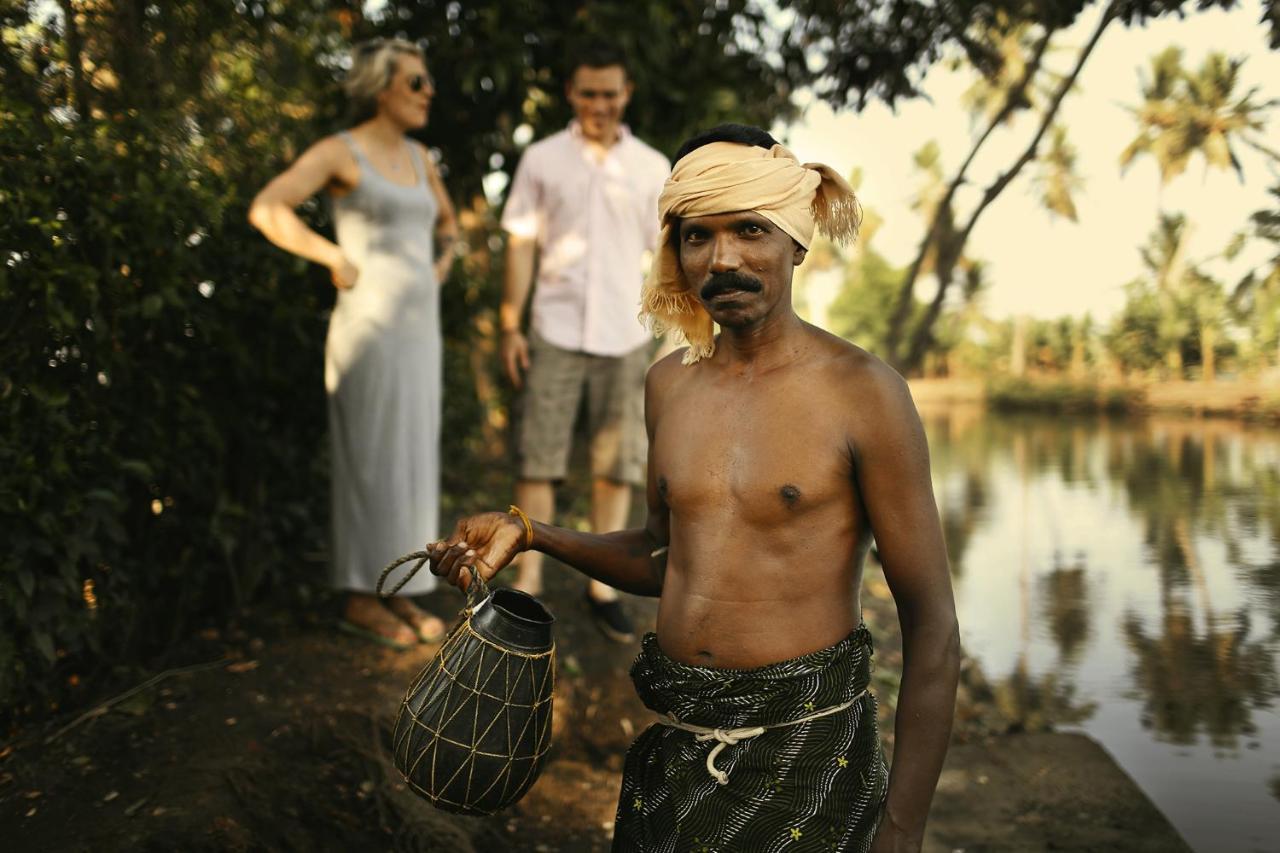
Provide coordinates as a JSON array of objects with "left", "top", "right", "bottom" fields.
[{"left": 777, "top": 1, "right": 1280, "bottom": 322}]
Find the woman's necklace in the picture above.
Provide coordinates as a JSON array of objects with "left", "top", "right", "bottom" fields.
[{"left": 388, "top": 143, "right": 405, "bottom": 172}]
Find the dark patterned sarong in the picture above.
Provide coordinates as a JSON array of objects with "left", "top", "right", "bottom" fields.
[{"left": 614, "top": 625, "right": 887, "bottom": 852}]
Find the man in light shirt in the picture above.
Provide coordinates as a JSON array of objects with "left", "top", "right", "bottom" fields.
[{"left": 498, "top": 42, "right": 670, "bottom": 642}]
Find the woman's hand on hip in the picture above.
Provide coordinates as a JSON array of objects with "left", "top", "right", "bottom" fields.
[{"left": 331, "top": 256, "right": 359, "bottom": 289}]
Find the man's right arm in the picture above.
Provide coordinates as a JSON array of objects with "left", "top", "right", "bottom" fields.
[
  {"left": 498, "top": 152, "right": 543, "bottom": 387},
  {"left": 498, "top": 235, "right": 537, "bottom": 386},
  {"left": 851, "top": 362, "right": 960, "bottom": 853}
]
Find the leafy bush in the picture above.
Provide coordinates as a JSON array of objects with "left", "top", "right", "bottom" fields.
[
  {"left": 986, "top": 377, "right": 1146, "bottom": 414},
  {"left": 0, "top": 99, "right": 343, "bottom": 716}
]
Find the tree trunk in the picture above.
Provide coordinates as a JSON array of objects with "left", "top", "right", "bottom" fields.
[
  {"left": 900, "top": 227, "right": 963, "bottom": 371},
  {"left": 1070, "top": 338, "right": 1086, "bottom": 379},
  {"left": 1159, "top": 219, "right": 1192, "bottom": 380},
  {"left": 57, "top": 0, "right": 92, "bottom": 119},
  {"left": 885, "top": 25, "right": 1056, "bottom": 365},
  {"left": 1166, "top": 342, "right": 1183, "bottom": 379},
  {"left": 1201, "top": 323, "right": 1215, "bottom": 381},
  {"left": 1011, "top": 316, "right": 1027, "bottom": 377}
]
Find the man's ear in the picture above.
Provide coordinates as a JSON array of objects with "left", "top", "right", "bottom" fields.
[{"left": 793, "top": 241, "right": 808, "bottom": 266}]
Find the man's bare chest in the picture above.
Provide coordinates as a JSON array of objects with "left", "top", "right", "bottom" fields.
[{"left": 653, "top": 388, "right": 854, "bottom": 522}]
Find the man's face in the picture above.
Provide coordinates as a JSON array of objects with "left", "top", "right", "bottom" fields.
[
  {"left": 566, "top": 64, "right": 631, "bottom": 142},
  {"left": 677, "top": 210, "right": 807, "bottom": 330}
]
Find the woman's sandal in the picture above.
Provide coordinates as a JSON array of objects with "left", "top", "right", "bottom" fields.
[
  {"left": 337, "top": 618, "right": 417, "bottom": 651},
  {"left": 385, "top": 597, "right": 447, "bottom": 644},
  {"left": 338, "top": 595, "right": 421, "bottom": 650}
]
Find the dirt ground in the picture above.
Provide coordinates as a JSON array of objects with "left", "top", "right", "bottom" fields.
[{"left": 2, "top": 561, "right": 1190, "bottom": 852}]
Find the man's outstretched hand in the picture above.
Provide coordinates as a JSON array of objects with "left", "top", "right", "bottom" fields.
[{"left": 428, "top": 512, "right": 527, "bottom": 592}]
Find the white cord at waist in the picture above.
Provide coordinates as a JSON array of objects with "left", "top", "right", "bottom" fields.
[{"left": 658, "top": 689, "right": 867, "bottom": 786}]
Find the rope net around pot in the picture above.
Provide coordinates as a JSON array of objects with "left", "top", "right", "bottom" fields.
[{"left": 378, "top": 549, "right": 556, "bottom": 816}]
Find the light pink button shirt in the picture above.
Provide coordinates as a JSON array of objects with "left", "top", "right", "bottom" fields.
[{"left": 502, "top": 122, "right": 670, "bottom": 356}]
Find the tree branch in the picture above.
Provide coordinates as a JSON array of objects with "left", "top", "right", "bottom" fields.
[
  {"left": 886, "top": 22, "right": 1056, "bottom": 365},
  {"left": 899, "top": 1, "right": 1120, "bottom": 373}
]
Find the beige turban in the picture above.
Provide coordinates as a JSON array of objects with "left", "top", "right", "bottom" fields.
[{"left": 640, "top": 141, "right": 861, "bottom": 363}]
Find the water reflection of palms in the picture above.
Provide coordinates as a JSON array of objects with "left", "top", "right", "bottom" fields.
[
  {"left": 1123, "top": 605, "right": 1276, "bottom": 747},
  {"left": 923, "top": 410, "right": 1280, "bottom": 739},
  {"left": 1039, "top": 558, "right": 1090, "bottom": 666},
  {"left": 1121, "top": 425, "right": 1280, "bottom": 746}
]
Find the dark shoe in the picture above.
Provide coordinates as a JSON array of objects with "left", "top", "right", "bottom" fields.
[{"left": 585, "top": 593, "right": 636, "bottom": 644}]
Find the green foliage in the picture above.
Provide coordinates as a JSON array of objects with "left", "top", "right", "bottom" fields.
[
  {"left": 0, "top": 1, "right": 352, "bottom": 717},
  {"left": 1034, "top": 125, "right": 1082, "bottom": 221},
  {"left": 775, "top": 0, "right": 1253, "bottom": 108},
  {"left": 0, "top": 104, "right": 339, "bottom": 714},
  {"left": 1232, "top": 184, "right": 1280, "bottom": 371},
  {"left": 827, "top": 243, "right": 910, "bottom": 353},
  {"left": 1103, "top": 214, "right": 1238, "bottom": 379},
  {"left": 1105, "top": 280, "right": 1166, "bottom": 374}
]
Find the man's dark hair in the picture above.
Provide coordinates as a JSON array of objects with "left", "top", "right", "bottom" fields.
[
  {"left": 567, "top": 39, "right": 629, "bottom": 80},
  {"left": 673, "top": 124, "right": 779, "bottom": 164}
]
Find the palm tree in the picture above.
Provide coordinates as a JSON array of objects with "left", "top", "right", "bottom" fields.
[
  {"left": 1121, "top": 48, "right": 1280, "bottom": 379},
  {"left": 1034, "top": 125, "right": 1084, "bottom": 222},
  {"left": 1231, "top": 184, "right": 1280, "bottom": 373},
  {"left": 1122, "top": 49, "right": 1280, "bottom": 187},
  {"left": 884, "top": 5, "right": 1115, "bottom": 374},
  {"left": 1139, "top": 214, "right": 1195, "bottom": 377}
]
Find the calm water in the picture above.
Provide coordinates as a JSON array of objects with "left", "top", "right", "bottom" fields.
[{"left": 922, "top": 406, "right": 1280, "bottom": 853}]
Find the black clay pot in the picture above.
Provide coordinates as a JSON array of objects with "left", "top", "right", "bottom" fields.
[{"left": 390, "top": 587, "right": 556, "bottom": 816}]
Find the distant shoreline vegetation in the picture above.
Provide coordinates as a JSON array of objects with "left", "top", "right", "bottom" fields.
[
  {"left": 986, "top": 378, "right": 1144, "bottom": 415},
  {"left": 910, "top": 377, "right": 1280, "bottom": 423}
]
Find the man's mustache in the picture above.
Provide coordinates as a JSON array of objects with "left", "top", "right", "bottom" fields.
[{"left": 700, "top": 272, "right": 763, "bottom": 300}]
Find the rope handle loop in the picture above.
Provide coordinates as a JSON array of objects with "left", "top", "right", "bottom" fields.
[{"left": 376, "top": 544, "right": 491, "bottom": 609}]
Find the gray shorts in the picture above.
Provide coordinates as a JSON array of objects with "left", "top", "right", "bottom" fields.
[{"left": 517, "top": 331, "right": 649, "bottom": 486}]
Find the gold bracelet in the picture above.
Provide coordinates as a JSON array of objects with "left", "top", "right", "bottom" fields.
[{"left": 508, "top": 504, "right": 534, "bottom": 550}]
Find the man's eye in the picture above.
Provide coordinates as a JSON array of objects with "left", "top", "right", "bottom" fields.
[
  {"left": 683, "top": 231, "right": 706, "bottom": 243},
  {"left": 743, "top": 223, "right": 764, "bottom": 235}
]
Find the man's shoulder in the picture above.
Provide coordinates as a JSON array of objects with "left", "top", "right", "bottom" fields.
[
  {"left": 624, "top": 134, "right": 672, "bottom": 173},
  {"left": 519, "top": 129, "right": 574, "bottom": 166},
  {"left": 646, "top": 346, "right": 688, "bottom": 389},
  {"left": 810, "top": 328, "right": 912, "bottom": 409}
]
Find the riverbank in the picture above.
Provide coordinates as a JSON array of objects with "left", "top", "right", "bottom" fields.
[
  {"left": 1, "top": 559, "right": 1191, "bottom": 852},
  {"left": 910, "top": 376, "right": 1280, "bottom": 421}
]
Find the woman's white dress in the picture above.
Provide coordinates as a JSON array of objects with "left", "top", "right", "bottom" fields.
[{"left": 326, "top": 132, "right": 440, "bottom": 595}]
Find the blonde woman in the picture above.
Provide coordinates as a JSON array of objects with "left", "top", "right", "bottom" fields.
[{"left": 249, "top": 39, "right": 457, "bottom": 648}]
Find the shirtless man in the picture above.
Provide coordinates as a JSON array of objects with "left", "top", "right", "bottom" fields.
[{"left": 428, "top": 124, "right": 960, "bottom": 853}]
